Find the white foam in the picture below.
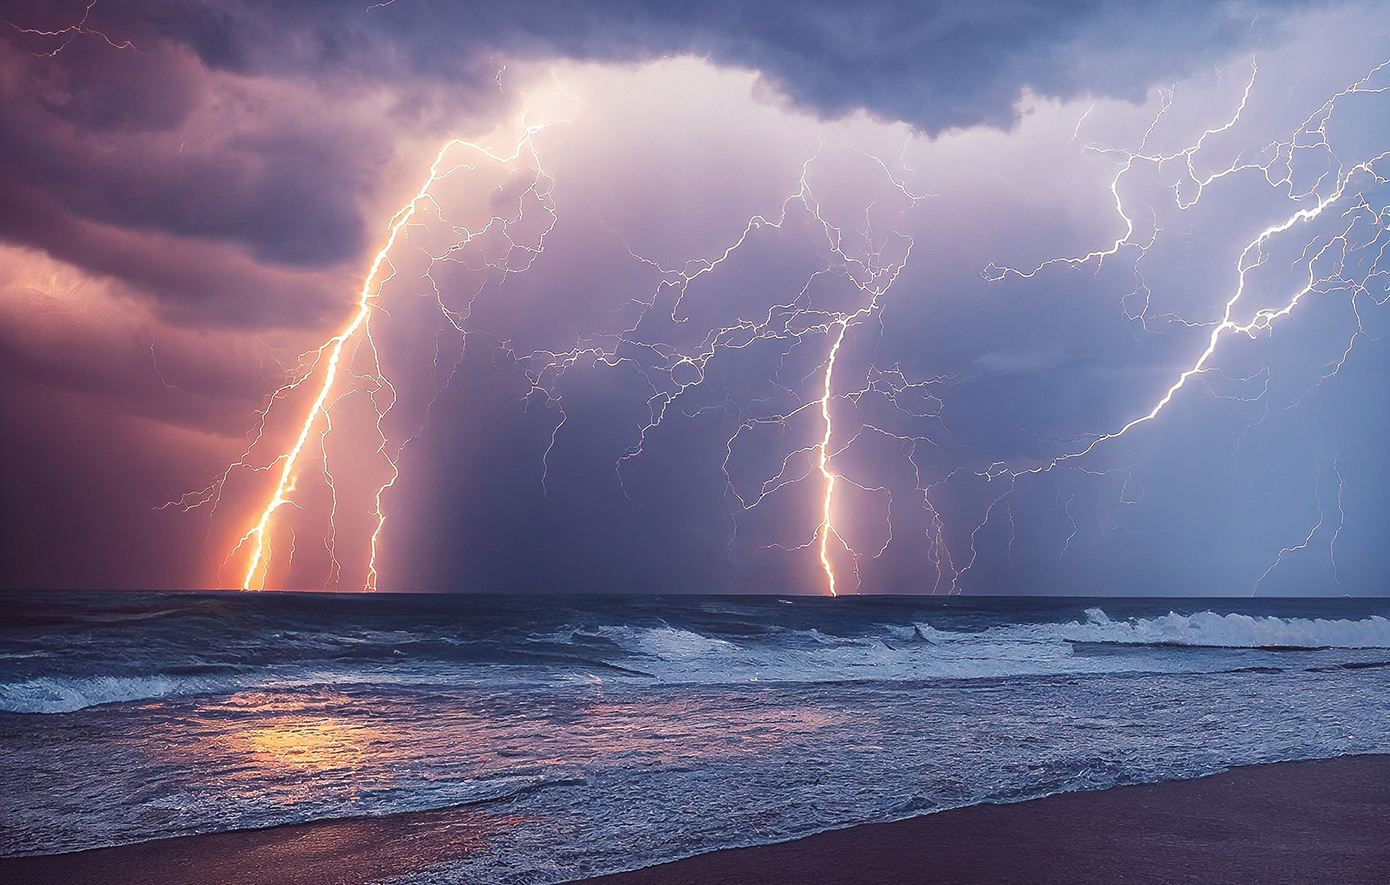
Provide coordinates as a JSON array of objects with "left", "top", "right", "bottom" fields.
[
  {"left": 565, "top": 611, "right": 1390, "bottom": 686},
  {"left": 0, "top": 675, "right": 185, "bottom": 714},
  {"left": 20, "top": 611, "right": 1383, "bottom": 713},
  {"left": 632, "top": 626, "right": 738, "bottom": 659},
  {"left": 0, "top": 668, "right": 426, "bottom": 714},
  {"left": 1063, "top": 609, "right": 1390, "bottom": 649}
]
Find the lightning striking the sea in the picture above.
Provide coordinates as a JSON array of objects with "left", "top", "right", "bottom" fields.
[
  {"left": 983, "top": 58, "right": 1390, "bottom": 593},
  {"left": 208, "top": 89, "right": 572, "bottom": 590},
  {"left": 195, "top": 51, "right": 1390, "bottom": 595}
]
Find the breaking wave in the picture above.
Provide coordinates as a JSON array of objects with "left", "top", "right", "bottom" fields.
[
  {"left": 1062, "top": 609, "right": 1390, "bottom": 649},
  {"left": 0, "top": 675, "right": 194, "bottom": 714},
  {"left": 7, "top": 598, "right": 1390, "bottom": 713}
]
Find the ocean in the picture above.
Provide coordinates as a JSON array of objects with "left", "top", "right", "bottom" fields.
[{"left": 3, "top": 592, "right": 1389, "bottom": 883}]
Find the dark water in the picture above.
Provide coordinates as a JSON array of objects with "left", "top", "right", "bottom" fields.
[{"left": 3, "top": 592, "right": 1390, "bottom": 882}]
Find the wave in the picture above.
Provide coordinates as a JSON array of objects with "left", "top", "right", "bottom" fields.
[
  {"left": 557, "top": 611, "right": 1390, "bottom": 685},
  {"left": 1061, "top": 609, "right": 1390, "bottom": 649},
  {"left": 0, "top": 675, "right": 193, "bottom": 714},
  {"left": 0, "top": 668, "right": 405, "bottom": 714},
  {"left": 9, "top": 608, "right": 1390, "bottom": 712}
]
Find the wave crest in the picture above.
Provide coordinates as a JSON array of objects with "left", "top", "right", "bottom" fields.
[
  {"left": 1066, "top": 609, "right": 1390, "bottom": 649},
  {"left": 0, "top": 675, "right": 187, "bottom": 714}
]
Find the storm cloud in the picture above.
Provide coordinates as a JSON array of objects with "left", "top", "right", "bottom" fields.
[
  {"left": 0, "top": 0, "right": 1326, "bottom": 320},
  {"left": 2, "top": 0, "right": 1387, "bottom": 595}
]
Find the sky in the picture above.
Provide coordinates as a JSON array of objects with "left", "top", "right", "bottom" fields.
[{"left": 2, "top": 0, "right": 1389, "bottom": 595}]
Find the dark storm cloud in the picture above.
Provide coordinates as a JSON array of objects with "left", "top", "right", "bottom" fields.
[
  {"left": 4, "top": 0, "right": 1380, "bottom": 595},
  {"left": 0, "top": 168, "right": 351, "bottom": 326},
  {"left": 140, "top": 0, "right": 1317, "bottom": 130},
  {"left": 0, "top": 0, "right": 1319, "bottom": 326},
  {"left": 0, "top": 30, "right": 392, "bottom": 322}
]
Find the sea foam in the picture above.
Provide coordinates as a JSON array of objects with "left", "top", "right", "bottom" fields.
[
  {"left": 1062, "top": 609, "right": 1390, "bottom": 649},
  {"left": 0, "top": 675, "right": 187, "bottom": 714}
]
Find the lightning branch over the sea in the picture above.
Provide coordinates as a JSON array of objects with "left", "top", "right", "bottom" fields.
[
  {"left": 203, "top": 94, "right": 570, "bottom": 590},
  {"left": 975, "top": 57, "right": 1390, "bottom": 594},
  {"left": 603, "top": 148, "right": 927, "bottom": 595},
  {"left": 195, "top": 53, "right": 1389, "bottom": 596}
]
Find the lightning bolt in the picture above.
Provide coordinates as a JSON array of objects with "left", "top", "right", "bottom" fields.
[
  {"left": 611, "top": 147, "right": 926, "bottom": 595},
  {"left": 2, "top": 0, "right": 135, "bottom": 56},
  {"left": 816, "top": 321, "right": 847, "bottom": 595},
  {"left": 206, "top": 82, "right": 573, "bottom": 590},
  {"left": 975, "top": 56, "right": 1390, "bottom": 593},
  {"left": 515, "top": 142, "right": 929, "bottom": 596},
  {"left": 992, "top": 60, "right": 1388, "bottom": 459},
  {"left": 227, "top": 141, "right": 444, "bottom": 591},
  {"left": 192, "top": 50, "right": 1388, "bottom": 596}
]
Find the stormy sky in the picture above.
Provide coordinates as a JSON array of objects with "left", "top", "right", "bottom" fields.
[{"left": 2, "top": 0, "right": 1388, "bottom": 595}]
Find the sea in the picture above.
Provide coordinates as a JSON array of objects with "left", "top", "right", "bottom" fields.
[{"left": 3, "top": 592, "right": 1390, "bottom": 883}]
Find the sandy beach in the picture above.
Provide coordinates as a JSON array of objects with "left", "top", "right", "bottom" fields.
[
  {"left": 573, "top": 754, "right": 1390, "bottom": 885},
  {"left": 4, "top": 754, "right": 1386, "bottom": 885}
]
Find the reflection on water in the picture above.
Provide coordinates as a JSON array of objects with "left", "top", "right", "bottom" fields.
[
  {"left": 206, "top": 694, "right": 383, "bottom": 777},
  {"left": 6, "top": 670, "right": 1390, "bottom": 883},
  {"left": 186, "top": 686, "right": 846, "bottom": 783},
  {"left": 7, "top": 682, "right": 852, "bottom": 852},
  {"left": 240, "top": 719, "right": 370, "bottom": 772}
]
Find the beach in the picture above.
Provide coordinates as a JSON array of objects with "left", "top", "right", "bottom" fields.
[
  {"left": 6, "top": 593, "right": 1390, "bottom": 882},
  {"left": 575, "top": 754, "right": 1390, "bottom": 885},
  {"left": 4, "top": 754, "right": 1387, "bottom": 885}
]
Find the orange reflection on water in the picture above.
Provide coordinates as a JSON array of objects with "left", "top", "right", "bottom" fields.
[
  {"left": 185, "top": 690, "right": 428, "bottom": 804},
  {"left": 201, "top": 692, "right": 382, "bottom": 772},
  {"left": 175, "top": 686, "right": 854, "bottom": 801},
  {"left": 239, "top": 717, "right": 372, "bottom": 772}
]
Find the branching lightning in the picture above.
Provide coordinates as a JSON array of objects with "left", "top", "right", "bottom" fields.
[
  {"left": 978, "top": 57, "right": 1390, "bottom": 593},
  {"left": 200, "top": 90, "right": 571, "bottom": 590},
  {"left": 2, "top": 0, "right": 135, "bottom": 57},
  {"left": 191, "top": 51, "right": 1390, "bottom": 596}
]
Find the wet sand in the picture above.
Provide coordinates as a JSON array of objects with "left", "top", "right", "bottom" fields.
[
  {"left": 0, "top": 805, "right": 528, "bottom": 885},
  {"left": 576, "top": 754, "right": 1390, "bottom": 885},
  {"left": 4, "top": 755, "right": 1387, "bottom": 885}
]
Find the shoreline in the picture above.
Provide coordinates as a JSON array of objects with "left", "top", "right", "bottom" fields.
[
  {"left": 4, "top": 755, "right": 1388, "bottom": 884},
  {"left": 572, "top": 754, "right": 1390, "bottom": 885}
]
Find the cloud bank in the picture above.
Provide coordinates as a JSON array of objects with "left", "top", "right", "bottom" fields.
[{"left": 2, "top": 0, "right": 1387, "bottom": 595}]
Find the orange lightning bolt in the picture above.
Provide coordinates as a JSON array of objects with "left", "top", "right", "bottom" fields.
[{"left": 226, "top": 109, "right": 568, "bottom": 591}]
